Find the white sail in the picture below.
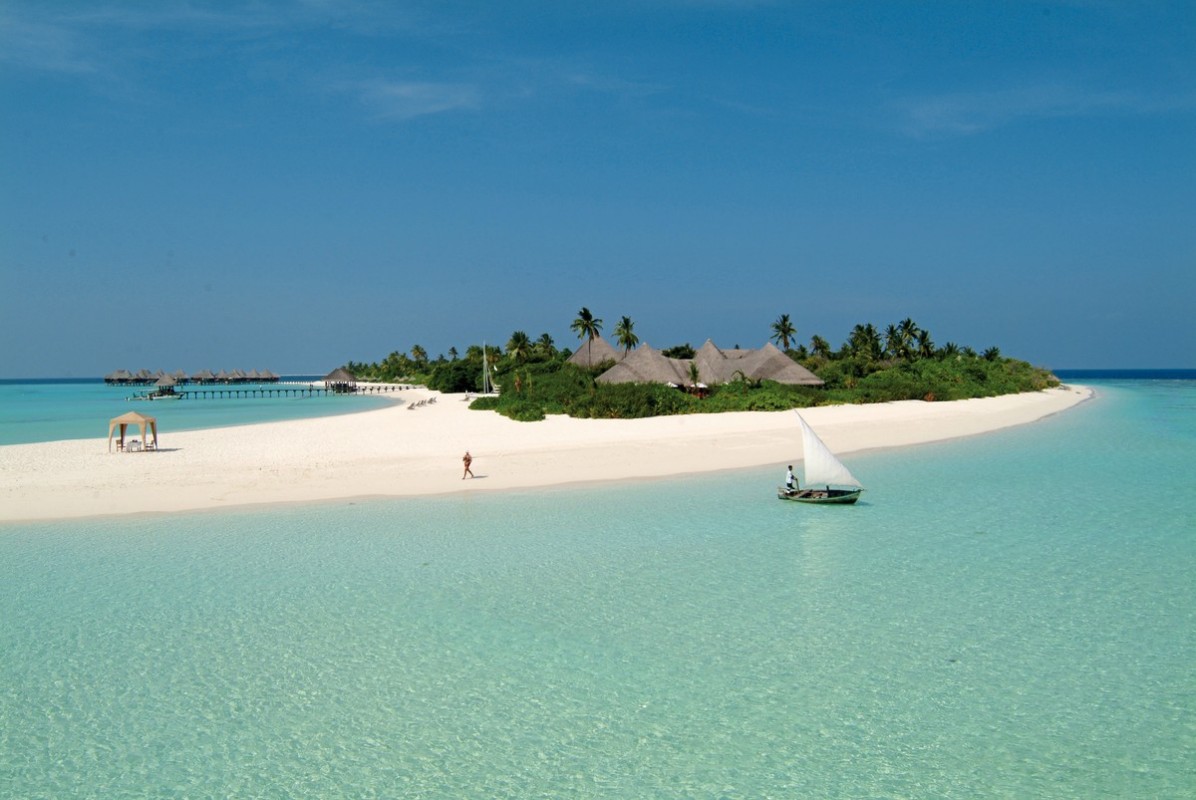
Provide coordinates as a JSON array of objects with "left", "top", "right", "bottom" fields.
[{"left": 796, "top": 412, "right": 862, "bottom": 489}]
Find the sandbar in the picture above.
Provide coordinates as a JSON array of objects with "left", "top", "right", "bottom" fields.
[{"left": 0, "top": 384, "right": 1092, "bottom": 523}]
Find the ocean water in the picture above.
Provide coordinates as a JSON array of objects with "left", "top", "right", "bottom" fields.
[
  {"left": 1, "top": 376, "right": 1193, "bottom": 797},
  {"left": 0, "top": 379, "right": 394, "bottom": 446}
]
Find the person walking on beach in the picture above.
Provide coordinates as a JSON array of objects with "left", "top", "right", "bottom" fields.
[{"left": 462, "top": 451, "right": 474, "bottom": 480}]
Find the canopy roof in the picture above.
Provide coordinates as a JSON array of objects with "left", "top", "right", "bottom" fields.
[{"left": 108, "top": 411, "right": 159, "bottom": 452}]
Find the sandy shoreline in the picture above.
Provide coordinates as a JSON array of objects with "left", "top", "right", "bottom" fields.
[{"left": 0, "top": 384, "right": 1092, "bottom": 523}]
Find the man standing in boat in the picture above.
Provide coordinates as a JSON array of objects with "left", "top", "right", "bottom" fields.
[{"left": 785, "top": 465, "right": 798, "bottom": 491}]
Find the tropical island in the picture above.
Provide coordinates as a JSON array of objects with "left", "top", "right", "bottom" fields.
[
  {"left": 345, "top": 309, "right": 1060, "bottom": 421},
  {"left": 2, "top": 309, "right": 1084, "bottom": 523}
]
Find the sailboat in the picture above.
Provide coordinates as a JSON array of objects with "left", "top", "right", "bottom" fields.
[{"left": 777, "top": 411, "right": 864, "bottom": 505}]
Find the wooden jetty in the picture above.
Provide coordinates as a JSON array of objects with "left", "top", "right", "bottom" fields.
[{"left": 129, "top": 384, "right": 409, "bottom": 401}]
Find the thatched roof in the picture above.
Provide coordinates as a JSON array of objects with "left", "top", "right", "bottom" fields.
[
  {"left": 736, "top": 342, "right": 824, "bottom": 385},
  {"left": 693, "top": 340, "right": 731, "bottom": 383},
  {"left": 596, "top": 344, "right": 690, "bottom": 385},
  {"left": 323, "top": 367, "right": 357, "bottom": 384},
  {"left": 566, "top": 335, "right": 622, "bottom": 368},
  {"left": 596, "top": 339, "right": 824, "bottom": 387}
]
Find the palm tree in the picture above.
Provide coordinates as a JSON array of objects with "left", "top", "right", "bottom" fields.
[
  {"left": 410, "top": 344, "right": 428, "bottom": 367},
  {"left": 864, "top": 323, "right": 883, "bottom": 360},
  {"left": 536, "top": 333, "right": 555, "bottom": 359},
  {"left": 916, "top": 329, "right": 935, "bottom": 360},
  {"left": 771, "top": 313, "right": 797, "bottom": 351},
  {"left": 982, "top": 346, "right": 1001, "bottom": 362},
  {"left": 570, "top": 307, "right": 603, "bottom": 364},
  {"left": 897, "top": 318, "right": 920, "bottom": 360},
  {"left": 848, "top": 323, "right": 883, "bottom": 361},
  {"left": 506, "top": 330, "right": 531, "bottom": 363},
  {"left": 448, "top": 347, "right": 458, "bottom": 361},
  {"left": 884, "top": 323, "right": 902, "bottom": 359},
  {"left": 810, "top": 334, "right": 832, "bottom": 359},
  {"left": 614, "top": 315, "right": 639, "bottom": 355},
  {"left": 939, "top": 342, "right": 960, "bottom": 360}
]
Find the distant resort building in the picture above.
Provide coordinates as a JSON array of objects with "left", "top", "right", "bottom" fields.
[
  {"left": 566, "top": 335, "right": 622, "bottom": 369},
  {"left": 104, "top": 368, "right": 280, "bottom": 386},
  {"left": 567, "top": 336, "right": 824, "bottom": 387},
  {"left": 323, "top": 367, "right": 358, "bottom": 394}
]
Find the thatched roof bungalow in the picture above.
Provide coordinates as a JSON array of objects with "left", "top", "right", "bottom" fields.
[
  {"left": 566, "top": 335, "right": 623, "bottom": 369},
  {"left": 323, "top": 367, "right": 357, "bottom": 393},
  {"left": 598, "top": 340, "right": 823, "bottom": 388},
  {"left": 595, "top": 344, "right": 689, "bottom": 386}
]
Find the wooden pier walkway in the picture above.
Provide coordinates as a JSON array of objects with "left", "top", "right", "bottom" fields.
[{"left": 135, "top": 384, "right": 409, "bottom": 401}]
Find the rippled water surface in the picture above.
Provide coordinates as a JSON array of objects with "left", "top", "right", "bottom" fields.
[{"left": 2, "top": 378, "right": 1193, "bottom": 797}]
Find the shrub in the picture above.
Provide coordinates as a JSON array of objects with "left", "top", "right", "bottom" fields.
[
  {"left": 460, "top": 348, "right": 1057, "bottom": 421},
  {"left": 428, "top": 360, "right": 481, "bottom": 393},
  {"left": 468, "top": 396, "right": 499, "bottom": 411}
]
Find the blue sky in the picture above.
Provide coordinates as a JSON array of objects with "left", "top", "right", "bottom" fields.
[{"left": 2, "top": 1, "right": 1193, "bottom": 376}]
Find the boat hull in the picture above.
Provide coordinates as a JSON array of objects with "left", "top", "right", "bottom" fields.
[{"left": 777, "top": 487, "right": 862, "bottom": 505}]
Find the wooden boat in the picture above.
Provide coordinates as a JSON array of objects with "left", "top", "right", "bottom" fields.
[{"left": 777, "top": 412, "right": 864, "bottom": 505}]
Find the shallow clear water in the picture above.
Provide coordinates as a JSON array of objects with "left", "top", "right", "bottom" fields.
[
  {"left": 0, "top": 379, "right": 393, "bottom": 445},
  {"left": 1, "top": 379, "right": 1193, "bottom": 797}
]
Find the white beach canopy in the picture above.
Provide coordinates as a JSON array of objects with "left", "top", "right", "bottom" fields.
[
  {"left": 796, "top": 411, "right": 862, "bottom": 489},
  {"left": 108, "top": 411, "right": 158, "bottom": 452}
]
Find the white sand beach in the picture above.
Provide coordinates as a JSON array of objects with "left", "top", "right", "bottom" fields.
[{"left": 0, "top": 384, "right": 1091, "bottom": 523}]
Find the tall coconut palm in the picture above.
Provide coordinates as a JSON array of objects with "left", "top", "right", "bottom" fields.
[
  {"left": 410, "top": 344, "right": 428, "bottom": 367},
  {"left": 448, "top": 346, "right": 458, "bottom": 361},
  {"left": 810, "top": 334, "right": 832, "bottom": 359},
  {"left": 982, "top": 346, "right": 1001, "bottom": 362},
  {"left": 884, "top": 323, "right": 903, "bottom": 359},
  {"left": 864, "top": 323, "right": 883, "bottom": 360},
  {"left": 897, "top": 318, "right": 920, "bottom": 360},
  {"left": 614, "top": 315, "right": 639, "bottom": 355},
  {"left": 536, "top": 333, "right": 555, "bottom": 359},
  {"left": 771, "top": 313, "right": 797, "bottom": 351},
  {"left": 916, "top": 329, "right": 935, "bottom": 360},
  {"left": 506, "top": 330, "right": 531, "bottom": 363},
  {"left": 570, "top": 307, "right": 603, "bottom": 364},
  {"left": 848, "top": 323, "right": 883, "bottom": 361}
]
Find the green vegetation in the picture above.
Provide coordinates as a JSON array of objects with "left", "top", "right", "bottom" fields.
[{"left": 346, "top": 312, "right": 1059, "bottom": 422}]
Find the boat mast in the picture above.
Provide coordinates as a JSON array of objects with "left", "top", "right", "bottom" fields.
[{"left": 482, "top": 342, "right": 490, "bottom": 394}]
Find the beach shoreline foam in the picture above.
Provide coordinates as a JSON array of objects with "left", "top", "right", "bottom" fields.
[{"left": 0, "top": 384, "right": 1092, "bottom": 523}]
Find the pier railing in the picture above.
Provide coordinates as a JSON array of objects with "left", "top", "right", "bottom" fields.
[{"left": 126, "top": 384, "right": 413, "bottom": 401}]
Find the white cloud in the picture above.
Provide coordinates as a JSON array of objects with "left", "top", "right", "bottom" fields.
[
  {"left": 352, "top": 79, "right": 480, "bottom": 120},
  {"left": 894, "top": 82, "right": 1182, "bottom": 137},
  {"left": 0, "top": 12, "right": 96, "bottom": 74}
]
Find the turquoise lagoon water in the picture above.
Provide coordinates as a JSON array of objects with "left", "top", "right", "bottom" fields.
[
  {"left": 0, "top": 379, "right": 393, "bottom": 446},
  {"left": 1, "top": 377, "right": 1193, "bottom": 797}
]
